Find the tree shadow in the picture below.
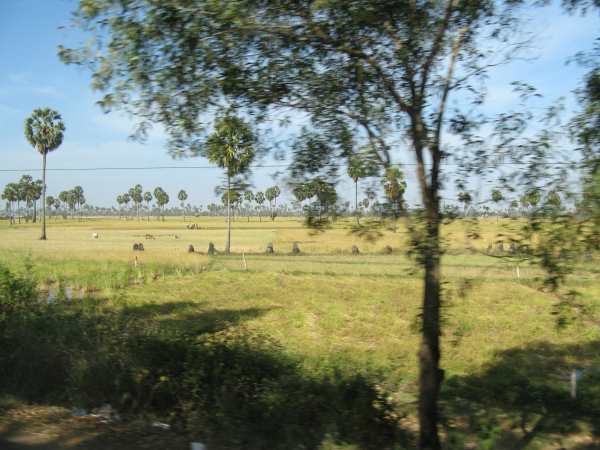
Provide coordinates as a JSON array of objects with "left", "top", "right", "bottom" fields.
[
  {"left": 121, "top": 299, "right": 276, "bottom": 334},
  {"left": 442, "top": 340, "right": 600, "bottom": 449},
  {"left": 0, "top": 296, "right": 415, "bottom": 450}
]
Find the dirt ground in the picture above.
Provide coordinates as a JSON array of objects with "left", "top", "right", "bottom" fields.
[{"left": 0, "top": 405, "right": 190, "bottom": 450}]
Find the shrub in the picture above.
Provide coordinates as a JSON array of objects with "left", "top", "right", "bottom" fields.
[{"left": 0, "top": 263, "right": 38, "bottom": 321}]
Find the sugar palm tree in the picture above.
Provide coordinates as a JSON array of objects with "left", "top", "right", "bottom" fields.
[
  {"left": 205, "top": 115, "right": 256, "bottom": 254},
  {"left": 129, "top": 184, "right": 143, "bottom": 220},
  {"left": 153, "top": 187, "right": 168, "bottom": 220},
  {"left": 2, "top": 183, "right": 19, "bottom": 225},
  {"left": 73, "top": 186, "right": 85, "bottom": 220},
  {"left": 46, "top": 196, "right": 55, "bottom": 221},
  {"left": 347, "top": 156, "right": 367, "bottom": 224},
  {"left": 144, "top": 191, "right": 152, "bottom": 221},
  {"left": 24, "top": 108, "right": 65, "bottom": 239},
  {"left": 178, "top": 189, "right": 188, "bottom": 221},
  {"left": 243, "top": 191, "right": 254, "bottom": 222},
  {"left": 265, "top": 186, "right": 281, "bottom": 221},
  {"left": 255, "top": 191, "right": 265, "bottom": 222}
]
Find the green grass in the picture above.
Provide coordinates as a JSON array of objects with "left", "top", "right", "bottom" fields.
[{"left": 0, "top": 216, "right": 599, "bottom": 449}]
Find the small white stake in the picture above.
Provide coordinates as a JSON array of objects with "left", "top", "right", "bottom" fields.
[{"left": 242, "top": 251, "right": 247, "bottom": 271}]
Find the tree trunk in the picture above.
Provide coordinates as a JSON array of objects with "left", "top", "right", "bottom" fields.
[
  {"left": 226, "top": 175, "right": 231, "bottom": 254},
  {"left": 418, "top": 220, "right": 442, "bottom": 450},
  {"left": 355, "top": 180, "right": 359, "bottom": 225},
  {"left": 33, "top": 200, "right": 37, "bottom": 223},
  {"left": 40, "top": 152, "right": 47, "bottom": 240}
]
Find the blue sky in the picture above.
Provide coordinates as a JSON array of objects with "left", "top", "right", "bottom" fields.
[{"left": 0, "top": 0, "right": 598, "bottom": 207}]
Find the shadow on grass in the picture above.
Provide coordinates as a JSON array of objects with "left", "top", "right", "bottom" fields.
[
  {"left": 0, "top": 294, "right": 414, "bottom": 450},
  {"left": 442, "top": 340, "right": 600, "bottom": 449}
]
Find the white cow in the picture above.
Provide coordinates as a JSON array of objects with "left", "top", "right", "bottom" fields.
[{"left": 92, "top": 233, "right": 99, "bottom": 239}]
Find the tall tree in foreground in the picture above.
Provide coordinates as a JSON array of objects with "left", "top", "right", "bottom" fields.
[
  {"left": 60, "top": 2, "right": 538, "bottom": 447},
  {"left": 205, "top": 115, "right": 256, "bottom": 254},
  {"left": 178, "top": 189, "right": 188, "bottom": 221},
  {"left": 24, "top": 108, "right": 65, "bottom": 240}
]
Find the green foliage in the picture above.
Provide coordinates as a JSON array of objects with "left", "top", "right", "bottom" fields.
[
  {"left": 491, "top": 189, "right": 503, "bottom": 204},
  {"left": 206, "top": 115, "right": 256, "bottom": 178},
  {"left": 255, "top": 191, "right": 265, "bottom": 205},
  {"left": 0, "top": 263, "right": 37, "bottom": 323},
  {"left": 382, "top": 167, "right": 407, "bottom": 219},
  {"left": 24, "top": 108, "right": 65, "bottom": 155},
  {"left": 220, "top": 189, "right": 241, "bottom": 206}
]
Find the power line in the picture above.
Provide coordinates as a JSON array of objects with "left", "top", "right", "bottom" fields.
[{"left": 0, "top": 161, "right": 576, "bottom": 173}]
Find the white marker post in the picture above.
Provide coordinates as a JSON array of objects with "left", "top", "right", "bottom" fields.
[{"left": 571, "top": 368, "right": 584, "bottom": 399}]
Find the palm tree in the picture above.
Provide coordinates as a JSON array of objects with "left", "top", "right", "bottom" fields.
[
  {"left": 73, "top": 186, "right": 85, "bottom": 220},
  {"left": 243, "top": 191, "right": 254, "bottom": 222},
  {"left": 491, "top": 189, "right": 503, "bottom": 222},
  {"left": 347, "top": 156, "right": 368, "bottom": 224},
  {"left": 265, "top": 186, "right": 281, "bottom": 221},
  {"left": 457, "top": 191, "right": 472, "bottom": 216},
  {"left": 31, "top": 180, "right": 43, "bottom": 223},
  {"left": 129, "top": 184, "right": 143, "bottom": 220},
  {"left": 2, "top": 183, "right": 19, "bottom": 225},
  {"left": 46, "top": 196, "right": 55, "bottom": 220},
  {"left": 122, "top": 192, "right": 131, "bottom": 219},
  {"left": 255, "top": 191, "right": 265, "bottom": 222},
  {"left": 116, "top": 194, "right": 125, "bottom": 219},
  {"left": 382, "top": 167, "right": 407, "bottom": 219},
  {"left": 178, "top": 189, "right": 188, "bottom": 221},
  {"left": 154, "top": 187, "right": 169, "bottom": 220},
  {"left": 53, "top": 199, "right": 62, "bottom": 218},
  {"left": 143, "top": 191, "right": 152, "bottom": 221},
  {"left": 24, "top": 108, "right": 65, "bottom": 239},
  {"left": 205, "top": 115, "right": 256, "bottom": 254}
]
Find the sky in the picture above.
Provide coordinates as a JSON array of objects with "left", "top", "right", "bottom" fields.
[{"left": 0, "top": 0, "right": 598, "bottom": 208}]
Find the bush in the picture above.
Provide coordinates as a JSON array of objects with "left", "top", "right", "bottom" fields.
[{"left": 0, "top": 263, "right": 37, "bottom": 321}]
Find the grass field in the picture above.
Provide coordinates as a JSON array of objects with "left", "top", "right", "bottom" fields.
[{"left": 0, "top": 216, "right": 599, "bottom": 449}]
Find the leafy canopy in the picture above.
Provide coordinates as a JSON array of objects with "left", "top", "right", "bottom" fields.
[
  {"left": 205, "top": 115, "right": 256, "bottom": 178},
  {"left": 24, "top": 108, "right": 65, "bottom": 154}
]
